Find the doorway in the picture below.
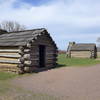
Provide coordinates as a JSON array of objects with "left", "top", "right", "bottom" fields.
[{"left": 39, "top": 45, "right": 46, "bottom": 68}]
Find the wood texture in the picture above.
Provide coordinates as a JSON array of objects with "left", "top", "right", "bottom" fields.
[
  {"left": 97, "top": 52, "right": 100, "bottom": 57},
  {"left": 0, "top": 53, "right": 20, "bottom": 58},
  {"left": 0, "top": 29, "right": 57, "bottom": 73},
  {"left": 0, "top": 59, "right": 20, "bottom": 64},
  {"left": 0, "top": 49, "right": 19, "bottom": 53},
  {"left": 71, "top": 51, "right": 91, "bottom": 58}
]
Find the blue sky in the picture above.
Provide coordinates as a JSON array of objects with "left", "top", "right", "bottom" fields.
[
  {"left": 0, "top": 0, "right": 100, "bottom": 50},
  {"left": 20, "top": 0, "right": 52, "bottom": 6}
]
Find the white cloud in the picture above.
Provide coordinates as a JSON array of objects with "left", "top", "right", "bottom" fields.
[{"left": 0, "top": 0, "right": 100, "bottom": 50}]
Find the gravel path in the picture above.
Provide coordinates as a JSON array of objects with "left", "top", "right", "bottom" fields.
[{"left": 12, "top": 64, "right": 100, "bottom": 100}]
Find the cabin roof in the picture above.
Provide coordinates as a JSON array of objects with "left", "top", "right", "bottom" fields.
[
  {"left": 70, "top": 43, "right": 96, "bottom": 51},
  {"left": 0, "top": 28, "right": 56, "bottom": 47}
]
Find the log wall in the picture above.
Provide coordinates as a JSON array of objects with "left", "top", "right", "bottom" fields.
[
  {"left": 97, "top": 52, "right": 100, "bottom": 57},
  {"left": 0, "top": 47, "right": 20, "bottom": 72},
  {"left": 28, "top": 34, "right": 57, "bottom": 70},
  {"left": 70, "top": 51, "right": 91, "bottom": 58}
]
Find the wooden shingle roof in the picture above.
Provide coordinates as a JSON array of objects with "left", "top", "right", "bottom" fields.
[
  {"left": 70, "top": 43, "right": 96, "bottom": 51},
  {"left": 0, "top": 28, "right": 57, "bottom": 48}
]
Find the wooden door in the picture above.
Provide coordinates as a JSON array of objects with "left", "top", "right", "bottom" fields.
[{"left": 39, "top": 45, "right": 46, "bottom": 68}]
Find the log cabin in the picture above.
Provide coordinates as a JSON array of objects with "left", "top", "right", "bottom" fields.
[
  {"left": 0, "top": 28, "right": 58, "bottom": 74},
  {"left": 97, "top": 47, "right": 100, "bottom": 57},
  {"left": 67, "top": 42, "right": 97, "bottom": 58}
]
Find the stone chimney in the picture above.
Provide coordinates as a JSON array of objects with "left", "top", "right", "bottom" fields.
[
  {"left": 69, "top": 42, "right": 75, "bottom": 47},
  {"left": 66, "top": 42, "right": 76, "bottom": 57}
]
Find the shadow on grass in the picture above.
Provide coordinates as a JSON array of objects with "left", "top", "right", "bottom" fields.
[{"left": 55, "top": 64, "right": 66, "bottom": 68}]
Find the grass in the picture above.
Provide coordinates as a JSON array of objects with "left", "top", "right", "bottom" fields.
[
  {"left": 0, "top": 72, "right": 17, "bottom": 80},
  {"left": 57, "top": 54, "right": 100, "bottom": 67}
]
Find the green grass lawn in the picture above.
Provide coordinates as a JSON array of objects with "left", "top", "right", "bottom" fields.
[
  {"left": 0, "top": 72, "right": 17, "bottom": 80},
  {"left": 57, "top": 54, "right": 100, "bottom": 67}
]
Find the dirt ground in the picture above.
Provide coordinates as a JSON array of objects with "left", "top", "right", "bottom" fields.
[{"left": 12, "top": 64, "right": 100, "bottom": 100}]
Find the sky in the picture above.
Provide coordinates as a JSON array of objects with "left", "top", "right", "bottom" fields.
[{"left": 0, "top": 0, "right": 100, "bottom": 50}]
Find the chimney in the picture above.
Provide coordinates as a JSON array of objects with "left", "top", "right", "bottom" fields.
[
  {"left": 69, "top": 42, "right": 75, "bottom": 47},
  {"left": 66, "top": 42, "right": 76, "bottom": 57}
]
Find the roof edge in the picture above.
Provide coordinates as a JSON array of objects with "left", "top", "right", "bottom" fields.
[{"left": 8, "top": 28, "right": 46, "bottom": 33}]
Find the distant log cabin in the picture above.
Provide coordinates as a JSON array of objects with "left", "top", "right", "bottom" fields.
[
  {"left": 67, "top": 42, "right": 97, "bottom": 59},
  {"left": 0, "top": 28, "right": 58, "bottom": 74},
  {"left": 97, "top": 47, "right": 100, "bottom": 57}
]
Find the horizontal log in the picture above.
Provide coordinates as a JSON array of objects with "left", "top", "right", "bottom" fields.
[
  {"left": 30, "top": 55, "right": 39, "bottom": 59},
  {"left": 0, "top": 60, "right": 20, "bottom": 64},
  {"left": 30, "top": 53, "right": 39, "bottom": 55},
  {"left": 46, "top": 61, "right": 56, "bottom": 63},
  {"left": 46, "top": 49, "right": 56, "bottom": 51},
  {"left": 26, "top": 46, "right": 38, "bottom": 49},
  {"left": 0, "top": 57, "right": 19, "bottom": 61},
  {"left": 46, "top": 60, "right": 57, "bottom": 63},
  {"left": 0, "top": 63, "right": 18, "bottom": 67},
  {"left": 30, "top": 58, "right": 39, "bottom": 61},
  {"left": 0, "top": 49, "right": 19, "bottom": 53},
  {"left": 37, "top": 39, "right": 53, "bottom": 43},
  {"left": 47, "top": 50, "right": 57, "bottom": 53},
  {"left": 30, "top": 48, "right": 39, "bottom": 51},
  {"left": 31, "top": 60, "right": 38, "bottom": 63},
  {"left": 0, "top": 53, "right": 21, "bottom": 58},
  {"left": 0, "top": 52, "right": 19, "bottom": 55},
  {"left": 46, "top": 53, "right": 57, "bottom": 55},
  {"left": 31, "top": 63, "right": 38, "bottom": 66},
  {"left": 71, "top": 51, "right": 91, "bottom": 53},
  {"left": 71, "top": 53, "right": 91, "bottom": 56}
]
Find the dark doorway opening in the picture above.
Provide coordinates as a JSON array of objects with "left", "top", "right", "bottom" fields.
[{"left": 39, "top": 45, "right": 46, "bottom": 68}]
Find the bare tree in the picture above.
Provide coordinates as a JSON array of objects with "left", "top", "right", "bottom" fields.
[
  {"left": 0, "top": 21, "right": 26, "bottom": 32},
  {"left": 97, "top": 37, "right": 100, "bottom": 47}
]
